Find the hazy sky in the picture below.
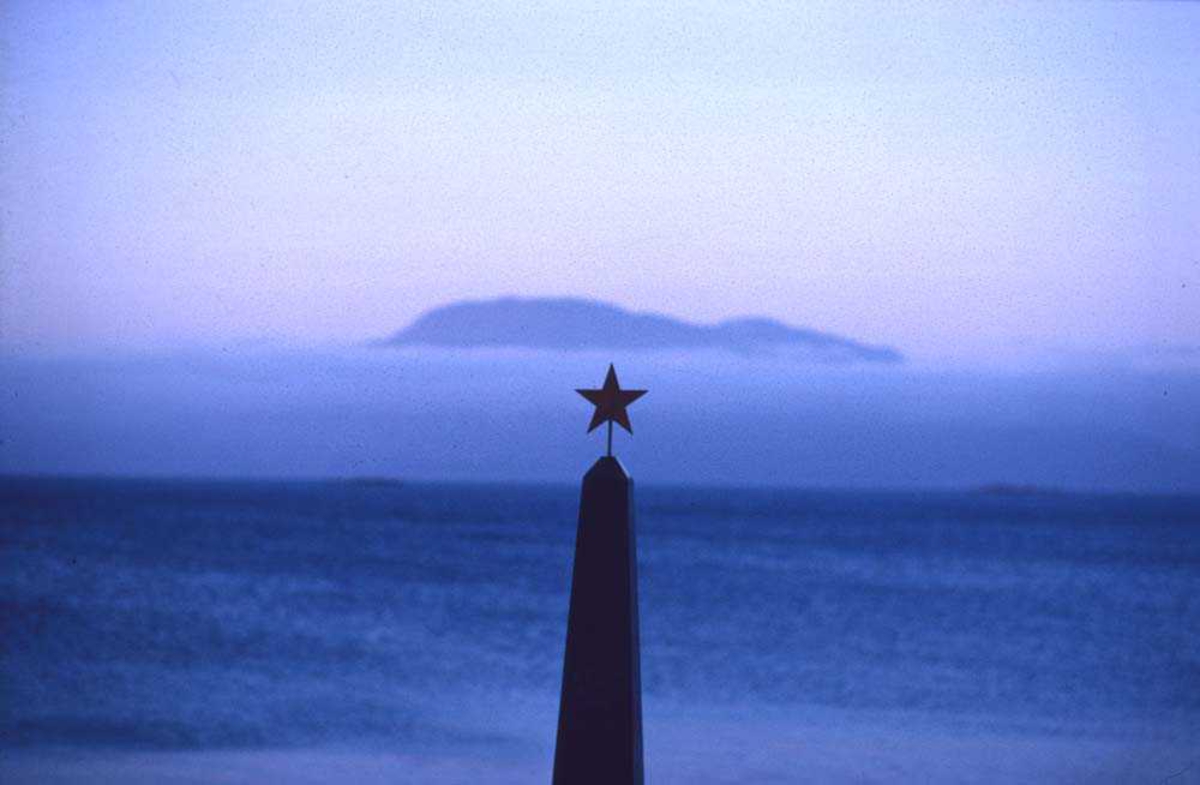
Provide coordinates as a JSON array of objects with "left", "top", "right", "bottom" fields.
[{"left": 2, "top": 1, "right": 1197, "bottom": 362}]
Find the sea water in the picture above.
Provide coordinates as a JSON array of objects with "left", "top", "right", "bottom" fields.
[{"left": 2, "top": 476, "right": 1198, "bottom": 783}]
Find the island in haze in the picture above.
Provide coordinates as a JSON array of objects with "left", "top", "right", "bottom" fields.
[{"left": 382, "top": 297, "right": 902, "bottom": 362}]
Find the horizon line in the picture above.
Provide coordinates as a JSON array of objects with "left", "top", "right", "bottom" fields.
[{"left": 2, "top": 470, "right": 1195, "bottom": 500}]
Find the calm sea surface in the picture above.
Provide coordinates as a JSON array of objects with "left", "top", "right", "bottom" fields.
[{"left": 2, "top": 475, "right": 1199, "bottom": 783}]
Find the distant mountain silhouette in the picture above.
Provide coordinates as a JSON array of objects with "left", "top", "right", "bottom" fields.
[{"left": 383, "top": 297, "right": 902, "bottom": 362}]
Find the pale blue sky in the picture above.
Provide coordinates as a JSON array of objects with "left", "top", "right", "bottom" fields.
[{"left": 2, "top": 1, "right": 1197, "bottom": 362}]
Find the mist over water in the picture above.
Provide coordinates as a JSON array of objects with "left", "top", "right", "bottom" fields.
[{"left": 2, "top": 348, "right": 1198, "bottom": 493}]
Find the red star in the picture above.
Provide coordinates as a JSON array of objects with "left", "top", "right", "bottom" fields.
[{"left": 576, "top": 364, "right": 647, "bottom": 434}]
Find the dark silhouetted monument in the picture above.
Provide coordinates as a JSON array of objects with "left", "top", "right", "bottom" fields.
[{"left": 554, "top": 365, "right": 647, "bottom": 785}]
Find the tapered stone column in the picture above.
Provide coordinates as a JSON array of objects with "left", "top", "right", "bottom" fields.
[{"left": 552, "top": 456, "right": 643, "bottom": 785}]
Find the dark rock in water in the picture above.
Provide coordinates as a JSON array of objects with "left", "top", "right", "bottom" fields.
[
  {"left": 973, "top": 483, "right": 1065, "bottom": 497},
  {"left": 339, "top": 477, "right": 405, "bottom": 488},
  {"left": 382, "top": 297, "right": 902, "bottom": 362}
]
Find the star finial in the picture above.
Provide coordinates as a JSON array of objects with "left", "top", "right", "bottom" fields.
[{"left": 576, "top": 365, "right": 647, "bottom": 456}]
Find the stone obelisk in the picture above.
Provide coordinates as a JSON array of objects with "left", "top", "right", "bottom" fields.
[{"left": 554, "top": 365, "right": 647, "bottom": 785}]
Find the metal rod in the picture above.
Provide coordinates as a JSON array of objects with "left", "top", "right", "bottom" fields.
[{"left": 607, "top": 420, "right": 613, "bottom": 457}]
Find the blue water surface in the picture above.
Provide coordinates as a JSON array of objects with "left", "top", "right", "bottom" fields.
[{"left": 2, "top": 476, "right": 1198, "bottom": 782}]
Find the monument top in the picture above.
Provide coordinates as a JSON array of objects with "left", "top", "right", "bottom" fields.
[{"left": 576, "top": 365, "right": 647, "bottom": 456}]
